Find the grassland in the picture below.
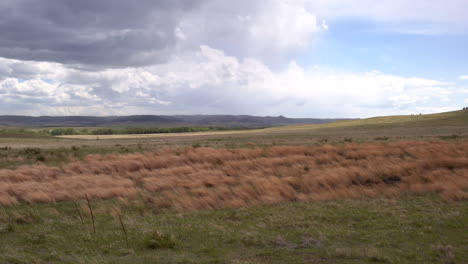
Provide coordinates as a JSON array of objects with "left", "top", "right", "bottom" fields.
[
  {"left": 1, "top": 140, "right": 467, "bottom": 207},
  {"left": 1, "top": 195, "right": 466, "bottom": 264},
  {"left": 0, "top": 110, "right": 465, "bottom": 153},
  {"left": 0, "top": 110, "right": 467, "bottom": 263},
  {"left": 271, "top": 110, "right": 468, "bottom": 130}
]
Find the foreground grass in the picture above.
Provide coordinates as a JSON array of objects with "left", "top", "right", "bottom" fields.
[{"left": 0, "top": 194, "right": 466, "bottom": 264}]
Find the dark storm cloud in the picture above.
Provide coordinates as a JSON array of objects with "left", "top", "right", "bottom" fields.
[{"left": 0, "top": 0, "right": 203, "bottom": 67}]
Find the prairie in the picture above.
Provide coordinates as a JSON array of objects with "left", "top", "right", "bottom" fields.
[
  {"left": 1, "top": 195, "right": 466, "bottom": 264},
  {"left": 0, "top": 110, "right": 467, "bottom": 263},
  {"left": 57, "top": 129, "right": 264, "bottom": 140},
  {"left": 1, "top": 140, "right": 467, "bottom": 208},
  {"left": 1, "top": 110, "right": 466, "bottom": 152}
]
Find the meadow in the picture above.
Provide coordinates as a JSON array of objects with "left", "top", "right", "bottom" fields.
[
  {"left": 0, "top": 110, "right": 467, "bottom": 263},
  {"left": 1, "top": 140, "right": 467, "bottom": 208}
]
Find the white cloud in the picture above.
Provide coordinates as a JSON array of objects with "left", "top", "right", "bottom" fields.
[
  {"left": 0, "top": 46, "right": 463, "bottom": 117},
  {"left": 244, "top": 1, "right": 325, "bottom": 49},
  {"left": 460, "top": 75, "right": 468, "bottom": 80},
  {"left": 178, "top": 0, "right": 327, "bottom": 61}
]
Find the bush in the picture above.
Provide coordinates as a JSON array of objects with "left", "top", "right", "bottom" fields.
[
  {"left": 374, "top": 136, "right": 389, "bottom": 141},
  {"left": 92, "top": 128, "right": 114, "bottom": 135},
  {"left": 50, "top": 128, "right": 76, "bottom": 136},
  {"left": 0, "top": 223, "right": 15, "bottom": 234},
  {"left": 144, "top": 231, "right": 177, "bottom": 249},
  {"left": 439, "top": 134, "right": 459, "bottom": 140},
  {"left": 21, "top": 147, "right": 41, "bottom": 156}
]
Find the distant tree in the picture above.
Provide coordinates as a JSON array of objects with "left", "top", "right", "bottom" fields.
[
  {"left": 50, "top": 128, "right": 76, "bottom": 135},
  {"left": 92, "top": 128, "right": 114, "bottom": 135}
]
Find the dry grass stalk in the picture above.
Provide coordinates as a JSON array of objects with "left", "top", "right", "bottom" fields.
[
  {"left": 118, "top": 214, "right": 129, "bottom": 248},
  {"left": 74, "top": 201, "right": 85, "bottom": 228},
  {"left": 85, "top": 194, "right": 96, "bottom": 235}
]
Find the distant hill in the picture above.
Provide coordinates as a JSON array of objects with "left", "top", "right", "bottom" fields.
[
  {"left": 268, "top": 109, "right": 468, "bottom": 131},
  {"left": 0, "top": 115, "right": 351, "bottom": 128}
]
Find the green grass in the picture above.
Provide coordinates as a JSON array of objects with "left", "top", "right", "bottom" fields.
[
  {"left": 0, "top": 144, "right": 147, "bottom": 169},
  {"left": 0, "top": 129, "right": 50, "bottom": 139},
  {"left": 0, "top": 194, "right": 466, "bottom": 264},
  {"left": 1, "top": 110, "right": 467, "bottom": 154}
]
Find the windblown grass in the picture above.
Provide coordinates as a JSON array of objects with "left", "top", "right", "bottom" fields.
[{"left": 1, "top": 140, "right": 467, "bottom": 209}]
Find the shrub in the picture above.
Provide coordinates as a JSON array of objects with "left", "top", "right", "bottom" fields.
[
  {"left": 144, "top": 231, "right": 177, "bottom": 249},
  {"left": 374, "top": 136, "right": 389, "bottom": 141},
  {"left": 36, "top": 155, "right": 46, "bottom": 162},
  {"left": 0, "top": 223, "right": 15, "bottom": 234},
  {"left": 439, "top": 134, "right": 460, "bottom": 140},
  {"left": 21, "top": 147, "right": 41, "bottom": 156},
  {"left": 50, "top": 128, "right": 76, "bottom": 136}
]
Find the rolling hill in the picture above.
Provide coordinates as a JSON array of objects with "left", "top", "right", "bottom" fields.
[
  {"left": 0, "top": 115, "right": 350, "bottom": 128},
  {"left": 268, "top": 109, "right": 468, "bottom": 131}
]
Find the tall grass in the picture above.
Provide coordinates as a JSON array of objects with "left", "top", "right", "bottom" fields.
[{"left": 0, "top": 141, "right": 467, "bottom": 209}]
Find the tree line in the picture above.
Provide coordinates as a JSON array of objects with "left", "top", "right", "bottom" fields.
[{"left": 48, "top": 126, "right": 260, "bottom": 136}]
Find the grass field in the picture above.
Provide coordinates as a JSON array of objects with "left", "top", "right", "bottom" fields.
[
  {"left": 1, "top": 195, "right": 466, "bottom": 264},
  {"left": 1, "top": 140, "right": 467, "bottom": 207},
  {"left": 0, "top": 110, "right": 467, "bottom": 263},
  {"left": 271, "top": 110, "right": 468, "bottom": 130},
  {"left": 57, "top": 130, "right": 264, "bottom": 140},
  {"left": 55, "top": 110, "right": 468, "bottom": 140},
  {"left": 0, "top": 110, "right": 466, "bottom": 153}
]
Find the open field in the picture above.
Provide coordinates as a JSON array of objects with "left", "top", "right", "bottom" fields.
[
  {"left": 56, "top": 109, "right": 468, "bottom": 140},
  {"left": 0, "top": 110, "right": 467, "bottom": 263},
  {"left": 272, "top": 110, "right": 468, "bottom": 130},
  {"left": 1, "top": 194, "right": 466, "bottom": 264},
  {"left": 0, "top": 110, "right": 467, "bottom": 153},
  {"left": 57, "top": 129, "right": 265, "bottom": 140}
]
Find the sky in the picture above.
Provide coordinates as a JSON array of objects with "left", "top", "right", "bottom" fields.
[{"left": 0, "top": 0, "right": 467, "bottom": 118}]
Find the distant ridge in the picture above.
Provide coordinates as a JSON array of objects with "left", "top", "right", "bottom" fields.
[
  {"left": 266, "top": 109, "right": 468, "bottom": 131},
  {"left": 0, "top": 115, "right": 352, "bottom": 128}
]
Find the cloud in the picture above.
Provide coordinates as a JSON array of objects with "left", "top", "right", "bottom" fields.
[
  {"left": 0, "top": 1, "right": 466, "bottom": 117},
  {"left": 0, "top": 0, "right": 328, "bottom": 68},
  {"left": 178, "top": 0, "right": 326, "bottom": 59},
  {"left": 2, "top": 0, "right": 464, "bottom": 68},
  {"left": 460, "top": 75, "right": 468, "bottom": 80},
  {"left": 0, "top": 0, "right": 203, "bottom": 67},
  {"left": 0, "top": 46, "right": 462, "bottom": 117}
]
